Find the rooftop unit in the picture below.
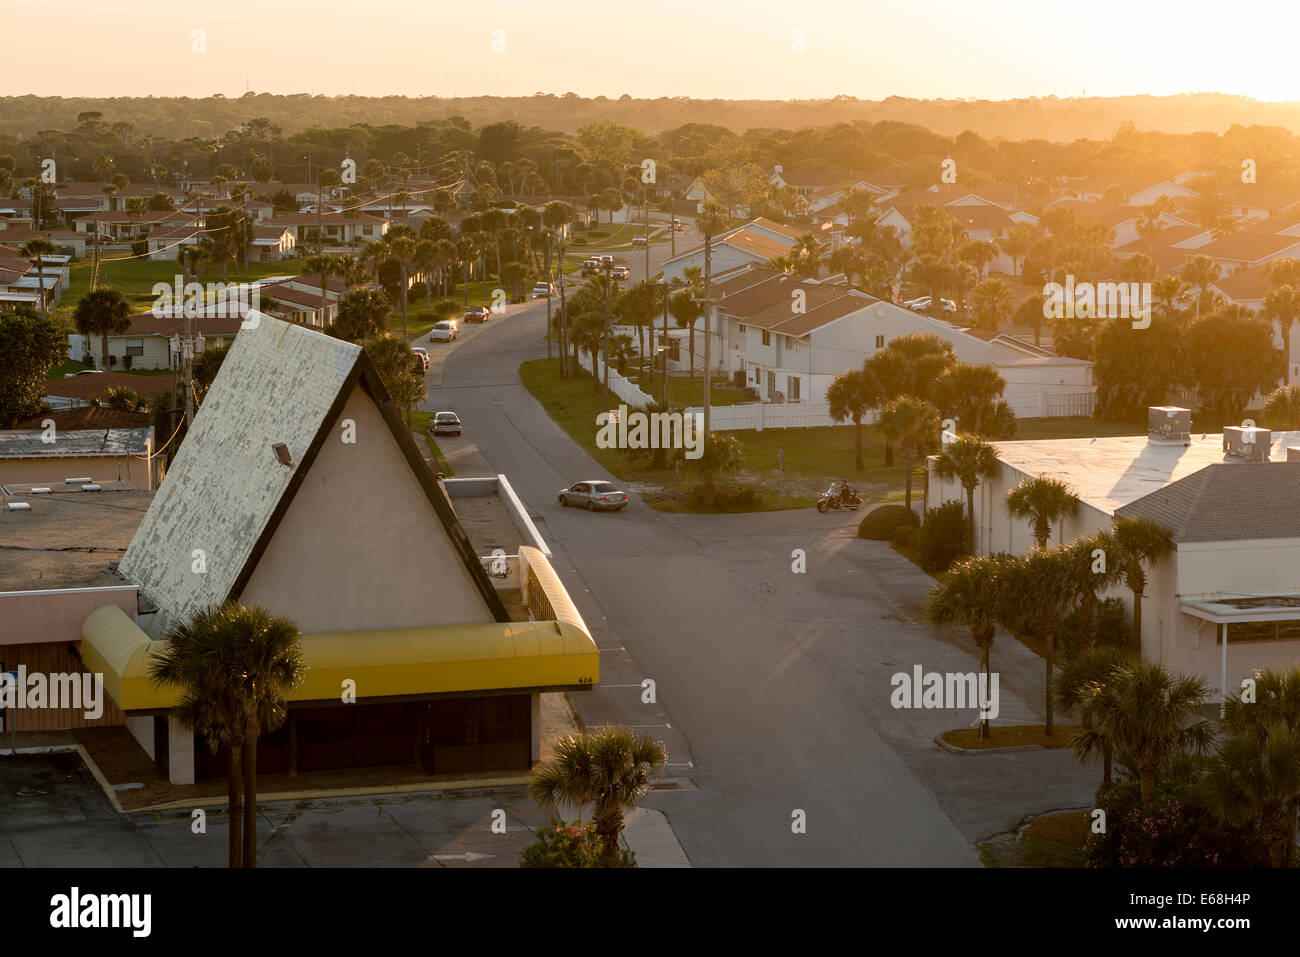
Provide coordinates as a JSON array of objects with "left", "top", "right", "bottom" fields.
[
  {"left": 1224, "top": 426, "right": 1271, "bottom": 462},
  {"left": 1148, "top": 406, "right": 1191, "bottom": 446}
]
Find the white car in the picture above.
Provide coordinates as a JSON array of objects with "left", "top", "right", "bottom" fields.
[
  {"left": 429, "top": 320, "right": 457, "bottom": 342},
  {"left": 410, "top": 347, "right": 430, "bottom": 370},
  {"left": 530, "top": 282, "right": 555, "bottom": 298},
  {"left": 904, "top": 296, "right": 957, "bottom": 316}
]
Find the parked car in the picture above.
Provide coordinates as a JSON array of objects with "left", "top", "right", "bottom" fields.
[
  {"left": 903, "top": 296, "right": 957, "bottom": 316},
  {"left": 530, "top": 282, "right": 555, "bottom": 298},
  {"left": 410, "top": 347, "right": 430, "bottom": 370},
  {"left": 431, "top": 411, "right": 462, "bottom": 436},
  {"left": 463, "top": 306, "right": 490, "bottom": 323},
  {"left": 609, "top": 265, "right": 630, "bottom": 281},
  {"left": 64, "top": 369, "right": 104, "bottom": 377},
  {"left": 599, "top": 255, "right": 614, "bottom": 266},
  {"left": 631, "top": 236, "right": 648, "bottom": 247},
  {"left": 556, "top": 480, "right": 628, "bottom": 511},
  {"left": 429, "top": 320, "right": 457, "bottom": 342},
  {"left": 581, "top": 258, "right": 602, "bottom": 277}
]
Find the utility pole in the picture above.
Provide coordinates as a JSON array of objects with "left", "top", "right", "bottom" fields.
[
  {"left": 601, "top": 261, "right": 613, "bottom": 409},
  {"left": 558, "top": 235, "right": 569, "bottom": 378},
  {"left": 702, "top": 233, "right": 713, "bottom": 443},
  {"left": 661, "top": 281, "right": 671, "bottom": 405},
  {"left": 643, "top": 185, "right": 650, "bottom": 281},
  {"left": 544, "top": 231, "right": 553, "bottom": 361}
]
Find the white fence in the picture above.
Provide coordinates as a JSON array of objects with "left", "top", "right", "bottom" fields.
[
  {"left": 1003, "top": 391, "right": 1096, "bottom": 419},
  {"left": 575, "top": 350, "right": 655, "bottom": 409}
]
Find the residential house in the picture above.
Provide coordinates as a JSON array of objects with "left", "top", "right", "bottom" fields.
[
  {"left": 263, "top": 211, "right": 389, "bottom": 247},
  {"left": 663, "top": 223, "right": 797, "bottom": 282},
  {"left": 69, "top": 306, "right": 244, "bottom": 371},
  {"left": 0, "top": 426, "right": 159, "bottom": 489}
]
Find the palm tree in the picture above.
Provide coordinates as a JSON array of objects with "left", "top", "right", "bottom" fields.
[
  {"left": 528, "top": 728, "right": 667, "bottom": 866},
  {"left": 1263, "top": 285, "right": 1300, "bottom": 386},
  {"left": 1213, "top": 666, "right": 1300, "bottom": 865},
  {"left": 1077, "top": 660, "right": 1213, "bottom": 805},
  {"left": 1055, "top": 645, "right": 1135, "bottom": 787},
  {"left": 20, "top": 238, "right": 57, "bottom": 319},
  {"left": 997, "top": 222, "right": 1034, "bottom": 278},
  {"left": 150, "top": 605, "right": 256, "bottom": 867},
  {"left": 1182, "top": 255, "right": 1220, "bottom": 317},
  {"left": 1101, "top": 515, "right": 1173, "bottom": 656},
  {"left": 969, "top": 277, "right": 1011, "bottom": 331},
  {"left": 413, "top": 239, "right": 438, "bottom": 308},
  {"left": 1006, "top": 547, "right": 1078, "bottom": 736},
  {"left": 878, "top": 395, "right": 941, "bottom": 515},
  {"left": 73, "top": 287, "right": 133, "bottom": 371},
  {"left": 926, "top": 554, "right": 1013, "bottom": 737},
  {"left": 304, "top": 254, "right": 336, "bottom": 328},
  {"left": 932, "top": 434, "right": 999, "bottom": 554},
  {"left": 1005, "top": 476, "right": 1078, "bottom": 549},
  {"left": 1204, "top": 721, "right": 1300, "bottom": 867},
  {"left": 826, "top": 367, "right": 883, "bottom": 472}
]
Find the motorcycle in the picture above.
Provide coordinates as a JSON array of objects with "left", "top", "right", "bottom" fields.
[{"left": 817, "top": 483, "right": 863, "bottom": 513}]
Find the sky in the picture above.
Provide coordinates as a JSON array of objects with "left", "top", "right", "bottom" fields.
[{"left": 6, "top": 0, "right": 1300, "bottom": 102}]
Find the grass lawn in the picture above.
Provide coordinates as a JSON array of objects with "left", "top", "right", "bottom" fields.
[
  {"left": 942, "top": 724, "right": 1081, "bottom": 751},
  {"left": 978, "top": 811, "right": 1090, "bottom": 868},
  {"left": 520, "top": 357, "right": 919, "bottom": 511}
]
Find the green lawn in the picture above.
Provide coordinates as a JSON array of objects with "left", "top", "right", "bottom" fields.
[{"left": 410, "top": 410, "right": 454, "bottom": 476}]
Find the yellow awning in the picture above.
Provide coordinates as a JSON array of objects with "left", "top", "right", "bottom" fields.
[{"left": 81, "top": 605, "right": 600, "bottom": 713}]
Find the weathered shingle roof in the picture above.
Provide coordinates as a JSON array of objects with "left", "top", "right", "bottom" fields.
[{"left": 1116, "top": 462, "right": 1300, "bottom": 543}]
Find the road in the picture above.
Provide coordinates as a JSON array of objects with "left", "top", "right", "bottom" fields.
[{"left": 420, "top": 299, "right": 1096, "bottom": 866}]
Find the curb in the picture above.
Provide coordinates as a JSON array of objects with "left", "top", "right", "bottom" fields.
[{"left": 933, "top": 733, "right": 1044, "bottom": 755}]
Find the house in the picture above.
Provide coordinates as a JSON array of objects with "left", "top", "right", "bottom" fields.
[
  {"left": 0, "top": 426, "right": 159, "bottom": 489},
  {"left": 60, "top": 314, "right": 596, "bottom": 785},
  {"left": 1045, "top": 200, "right": 1193, "bottom": 248},
  {"left": 690, "top": 265, "right": 1093, "bottom": 416},
  {"left": 1182, "top": 231, "right": 1300, "bottom": 274},
  {"left": 74, "top": 209, "right": 198, "bottom": 243},
  {"left": 1070, "top": 177, "right": 1196, "bottom": 207},
  {"left": 256, "top": 282, "right": 337, "bottom": 327},
  {"left": 1223, "top": 187, "right": 1300, "bottom": 222},
  {"left": 249, "top": 224, "right": 296, "bottom": 261},
  {"left": 0, "top": 227, "right": 88, "bottom": 258},
  {"left": 663, "top": 224, "right": 796, "bottom": 282},
  {"left": 0, "top": 197, "right": 34, "bottom": 227},
  {"left": 145, "top": 226, "right": 202, "bottom": 261},
  {"left": 263, "top": 211, "right": 389, "bottom": 247},
  {"left": 928, "top": 419, "right": 1300, "bottom": 704},
  {"left": 45, "top": 371, "right": 177, "bottom": 409},
  {"left": 769, "top": 167, "right": 904, "bottom": 212},
  {"left": 69, "top": 307, "right": 244, "bottom": 371}
]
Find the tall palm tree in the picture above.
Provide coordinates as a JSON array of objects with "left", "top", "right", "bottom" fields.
[
  {"left": 878, "top": 395, "right": 941, "bottom": 515},
  {"left": 926, "top": 554, "right": 1013, "bottom": 737},
  {"left": 1263, "top": 285, "right": 1300, "bottom": 386},
  {"left": 826, "top": 367, "right": 883, "bottom": 472},
  {"left": 1182, "top": 255, "right": 1220, "bottom": 317},
  {"left": 1105, "top": 515, "right": 1173, "bottom": 657},
  {"left": 1007, "top": 547, "right": 1078, "bottom": 737},
  {"left": 528, "top": 728, "right": 667, "bottom": 866},
  {"left": 150, "top": 605, "right": 251, "bottom": 867},
  {"left": 304, "top": 254, "right": 336, "bottom": 328},
  {"left": 413, "top": 239, "right": 438, "bottom": 308},
  {"left": 1005, "top": 476, "right": 1078, "bottom": 549},
  {"left": 932, "top": 434, "right": 999, "bottom": 554},
  {"left": 1075, "top": 660, "right": 1213, "bottom": 805},
  {"left": 997, "top": 222, "right": 1034, "bottom": 278},
  {"left": 20, "top": 238, "right": 57, "bottom": 319},
  {"left": 73, "top": 287, "right": 133, "bottom": 371},
  {"left": 1055, "top": 645, "right": 1135, "bottom": 787}
]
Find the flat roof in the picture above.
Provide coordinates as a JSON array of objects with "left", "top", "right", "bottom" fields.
[
  {"left": 0, "top": 427, "right": 152, "bottom": 458},
  {"left": 0, "top": 481, "right": 153, "bottom": 590},
  {"left": 987, "top": 431, "right": 1300, "bottom": 514}
]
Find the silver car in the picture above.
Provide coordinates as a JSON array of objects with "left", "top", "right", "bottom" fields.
[
  {"left": 556, "top": 480, "right": 628, "bottom": 511},
  {"left": 431, "top": 411, "right": 462, "bottom": 436}
]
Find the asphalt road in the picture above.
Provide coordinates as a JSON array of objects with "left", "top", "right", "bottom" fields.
[{"left": 419, "top": 298, "right": 1022, "bottom": 867}]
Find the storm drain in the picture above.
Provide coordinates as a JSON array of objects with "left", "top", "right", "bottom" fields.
[{"left": 649, "top": 782, "right": 681, "bottom": 792}]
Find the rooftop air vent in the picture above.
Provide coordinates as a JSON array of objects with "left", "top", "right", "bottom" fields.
[
  {"left": 80, "top": 484, "right": 102, "bottom": 492},
  {"left": 7, "top": 502, "right": 31, "bottom": 511},
  {"left": 64, "top": 477, "right": 93, "bottom": 484},
  {"left": 1224, "top": 426, "right": 1271, "bottom": 462},
  {"left": 31, "top": 487, "right": 50, "bottom": 494}
]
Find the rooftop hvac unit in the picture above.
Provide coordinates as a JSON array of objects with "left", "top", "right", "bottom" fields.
[
  {"left": 1223, "top": 426, "right": 1271, "bottom": 462},
  {"left": 1147, "top": 406, "right": 1191, "bottom": 446}
]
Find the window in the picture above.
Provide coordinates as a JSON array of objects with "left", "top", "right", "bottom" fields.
[
  {"left": 737, "top": 324, "right": 746, "bottom": 333},
  {"left": 788, "top": 377, "right": 801, "bottom": 401},
  {"left": 1222, "top": 620, "right": 1300, "bottom": 644},
  {"left": 761, "top": 330, "right": 771, "bottom": 346},
  {"left": 785, "top": 335, "right": 795, "bottom": 349},
  {"left": 125, "top": 339, "right": 144, "bottom": 357},
  {"left": 875, "top": 335, "right": 885, "bottom": 349}
]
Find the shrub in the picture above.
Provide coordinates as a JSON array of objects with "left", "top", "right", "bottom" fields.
[
  {"left": 858, "top": 504, "right": 920, "bottom": 540},
  {"left": 431, "top": 299, "right": 460, "bottom": 321},
  {"left": 914, "top": 501, "right": 966, "bottom": 572},
  {"left": 130, "top": 240, "right": 147, "bottom": 258},
  {"left": 589, "top": 230, "right": 609, "bottom": 238},
  {"left": 518, "top": 818, "right": 635, "bottom": 868},
  {"left": 1085, "top": 757, "right": 1267, "bottom": 868},
  {"left": 891, "top": 525, "right": 915, "bottom": 547}
]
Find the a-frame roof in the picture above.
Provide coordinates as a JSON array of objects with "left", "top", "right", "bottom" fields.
[{"left": 120, "top": 313, "right": 507, "bottom": 636}]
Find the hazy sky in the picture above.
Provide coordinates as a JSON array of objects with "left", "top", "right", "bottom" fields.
[{"left": 7, "top": 0, "right": 1300, "bottom": 102}]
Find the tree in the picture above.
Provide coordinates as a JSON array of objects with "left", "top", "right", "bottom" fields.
[
  {"left": 329, "top": 288, "right": 391, "bottom": 343},
  {"left": 1264, "top": 384, "right": 1300, "bottom": 429},
  {"left": 150, "top": 603, "right": 305, "bottom": 867},
  {"left": 1055, "top": 645, "right": 1134, "bottom": 787},
  {"left": 73, "top": 287, "right": 133, "bottom": 372},
  {"left": 304, "top": 254, "right": 338, "bottom": 328},
  {"left": 878, "top": 395, "right": 941, "bottom": 514},
  {"left": 1006, "top": 547, "right": 1077, "bottom": 736},
  {"left": 1005, "top": 476, "right": 1077, "bottom": 549},
  {"left": 998, "top": 222, "right": 1034, "bottom": 278},
  {"left": 1204, "top": 720, "right": 1300, "bottom": 867},
  {"left": 688, "top": 432, "right": 744, "bottom": 506},
  {"left": 926, "top": 554, "right": 1015, "bottom": 737},
  {"left": 19, "top": 238, "right": 57, "bottom": 319},
  {"left": 969, "top": 277, "right": 1011, "bottom": 330},
  {"left": 1182, "top": 255, "right": 1220, "bottom": 317},
  {"left": 363, "top": 335, "right": 427, "bottom": 429},
  {"left": 932, "top": 435, "right": 999, "bottom": 554},
  {"left": 1262, "top": 285, "right": 1300, "bottom": 386},
  {"left": 1076, "top": 660, "right": 1213, "bottom": 805},
  {"left": 528, "top": 728, "right": 667, "bottom": 866},
  {"left": 934, "top": 361, "right": 1015, "bottom": 439},
  {"left": 1103, "top": 515, "right": 1173, "bottom": 657},
  {"left": 1013, "top": 293, "right": 1047, "bottom": 347},
  {"left": 1183, "top": 310, "right": 1283, "bottom": 425},
  {"left": 0, "top": 305, "right": 67, "bottom": 427},
  {"left": 826, "top": 367, "right": 883, "bottom": 472}
]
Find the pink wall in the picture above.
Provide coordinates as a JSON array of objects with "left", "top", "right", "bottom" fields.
[{"left": 0, "top": 586, "right": 137, "bottom": 646}]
